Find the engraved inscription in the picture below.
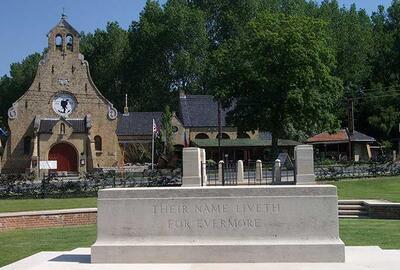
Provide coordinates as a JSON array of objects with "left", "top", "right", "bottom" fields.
[{"left": 152, "top": 202, "right": 280, "bottom": 231}]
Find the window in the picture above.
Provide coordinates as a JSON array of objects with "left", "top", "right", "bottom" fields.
[
  {"left": 66, "top": 34, "right": 73, "bottom": 51},
  {"left": 94, "top": 136, "right": 102, "bottom": 152},
  {"left": 55, "top": 34, "right": 63, "bottom": 50},
  {"left": 237, "top": 132, "right": 250, "bottom": 139},
  {"left": 216, "top": 133, "right": 230, "bottom": 139},
  {"left": 195, "top": 133, "right": 209, "bottom": 139},
  {"left": 60, "top": 123, "right": 65, "bottom": 134},
  {"left": 172, "top": 126, "right": 179, "bottom": 133},
  {"left": 23, "top": 136, "right": 31, "bottom": 155}
]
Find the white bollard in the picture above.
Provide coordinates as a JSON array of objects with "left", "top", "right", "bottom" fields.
[
  {"left": 237, "top": 160, "right": 244, "bottom": 183},
  {"left": 200, "top": 149, "right": 207, "bottom": 185},
  {"left": 274, "top": 159, "right": 281, "bottom": 183},
  {"left": 218, "top": 160, "right": 224, "bottom": 184},
  {"left": 255, "top": 160, "right": 263, "bottom": 182}
]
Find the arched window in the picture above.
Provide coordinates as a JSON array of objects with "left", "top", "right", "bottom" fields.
[
  {"left": 60, "top": 123, "right": 65, "bottom": 134},
  {"left": 66, "top": 34, "right": 73, "bottom": 51},
  {"left": 195, "top": 133, "right": 209, "bottom": 139},
  {"left": 216, "top": 133, "right": 230, "bottom": 139},
  {"left": 55, "top": 34, "right": 63, "bottom": 50},
  {"left": 94, "top": 136, "right": 102, "bottom": 151},
  {"left": 237, "top": 132, "right": 250, "bottom": 139},
  {"left": 23, "top": 136, "right": 31, "bottom": 155}
]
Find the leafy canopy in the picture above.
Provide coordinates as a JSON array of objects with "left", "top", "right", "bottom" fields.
[{"left": 212, "top": 12, "right": 342, "bottom": 150}]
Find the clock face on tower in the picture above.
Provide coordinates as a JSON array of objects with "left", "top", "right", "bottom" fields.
[{"left": 52, "top": 92, "right": 76, "bottom": 117}]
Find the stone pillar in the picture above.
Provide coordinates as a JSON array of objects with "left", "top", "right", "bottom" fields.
[
  {"left": 295, "top": 145, "right": 316, "bottom": 184},
  {"left": 200, "top": 148, "right": 207, "bottom": 185},
  {"left": 237, "top": 160, "right": 244, "bottom": 183},
  {"left": 218, "top": 160, "right": 224, "bottom": 184},
  {"left": 393, "top": 150, "right": 397, "bottom": 162},
  {"left": 274, "top": 159, "right": 281, "bottom": 183},
  {"left": 182, "top": 147, "right": 202, "bottom": 186},
  {"left": 255, "top": 160, "right": 263, "bottom": 182}
]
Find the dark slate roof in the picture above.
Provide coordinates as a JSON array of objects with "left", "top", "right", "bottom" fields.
[
  {"left": 178, "top": 95, "right": 230, "bottom": 127},
  {"left": 117, "top": 112, "right": 163, "bottom": 136},
  {"left": 350, "top": 131, "right": 376, "bottom": 142},
  {"left": 38, "top": 119, "right": 86, "bottom": 134}
]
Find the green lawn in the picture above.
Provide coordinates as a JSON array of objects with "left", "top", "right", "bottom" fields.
[
  {"left": 339, "top": 219, "right": 400, "bottom": 249},
  {"left": 325, "top": 176, "right": 400, "bottom": 202},
  {"left": 0, "top": 197, "right": 97, "bottom": 213},
  {"left": 0, "top": 225, "right": 96, "bottom": 267},
  {"left": 0, "top": 176, "right": 399, "bottom": 213},
  {"left": 0, "top": 219, "right": 399, "bottom": 267}
]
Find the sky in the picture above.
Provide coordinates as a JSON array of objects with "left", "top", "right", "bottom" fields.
[{"left": 0, "top": 0, "right": 393, "bottom": 77}]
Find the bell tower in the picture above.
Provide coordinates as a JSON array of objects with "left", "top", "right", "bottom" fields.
[{"left": 47, "top": 13, "right": 80, "bottom": 59}]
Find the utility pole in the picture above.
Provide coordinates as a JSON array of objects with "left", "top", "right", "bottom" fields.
[
  {"left": 347, "top": 98, "right": 354, "bottom": 161},
  {"left": 218, "top": 101, "right": 222, "bottom": 161}
]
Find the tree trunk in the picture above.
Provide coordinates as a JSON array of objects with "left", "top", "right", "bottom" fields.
[{"left": 271, "top": 133, "right": 279, "bottom": 160}]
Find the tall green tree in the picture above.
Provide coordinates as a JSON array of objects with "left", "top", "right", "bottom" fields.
[
  {"left": 211, "top": 12, "right": 342, "bottom": 155},
  {"left": 80, "top": 22, "right": 130, "bottom": 110},
  {"left": 161, "top": 105, "right": 174, "bottom": 157},
  {"left": 126, "top": 0, "right": 209, "bottom": 111},
  {"left": 0, "top": 53, "right": 41, "bottom": 128}
]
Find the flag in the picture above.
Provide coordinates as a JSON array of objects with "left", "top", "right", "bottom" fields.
[{"left": 152, "top": 119, "right": 160, "bottom": 137}]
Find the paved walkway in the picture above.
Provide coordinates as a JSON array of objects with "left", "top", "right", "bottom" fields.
[{"left": 2, "top": 246, "right": 400, "bottom": 270}]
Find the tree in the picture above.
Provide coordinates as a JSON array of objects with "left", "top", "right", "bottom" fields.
[
  {"left": 80, "top": 22, "right": 130, "bottom": 111},
  {"left": 161, "top": 105, "right": 174, "bottom": 157},
  {"left": 0, "top": 53, "right": 41, "bottom": 128},
  {"left": 211, "top": 12, "right": 342, "bottom": 156},
  {"left": 126, "top": 0, "right": 209, "bottom": 112}
]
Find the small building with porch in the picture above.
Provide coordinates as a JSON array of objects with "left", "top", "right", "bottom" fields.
[{"left": 307, "top": 129, "right": 376, "bottom": 162}]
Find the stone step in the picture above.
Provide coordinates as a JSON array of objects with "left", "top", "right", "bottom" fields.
[
  {"left": 338, "top": 209, "right": 368, "bottom": 216},
  {"left": 338, "top": 205, "right": 365, "bottom": 210},
  {"left": 338, "top": 200, "right": 365, "bottom": 205},
  {"left": 339, "top": 214, "right": 369, "bottom": 219}
]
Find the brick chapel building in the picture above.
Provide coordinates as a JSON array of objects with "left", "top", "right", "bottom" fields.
[{"left": 1, "top": 16, "right": 120, "bottom": 175}]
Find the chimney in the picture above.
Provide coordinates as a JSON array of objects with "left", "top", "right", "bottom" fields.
[{"left": 179, "top": 90, "right": 186, "bottom": 99}]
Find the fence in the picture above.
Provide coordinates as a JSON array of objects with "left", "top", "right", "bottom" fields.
[
  {"left": 0, "top": 169, "right": 182, "bottom": 199},
  {"left": 201, "top": 157, "right": 296, "bottom": 186},
  {"left": 315, "top": 161, "right": 400, "bottom": 180}
]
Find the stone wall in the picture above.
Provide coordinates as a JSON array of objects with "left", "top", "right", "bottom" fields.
[{"left": 0, "top": 208, "right": 97, "bottom": 231}]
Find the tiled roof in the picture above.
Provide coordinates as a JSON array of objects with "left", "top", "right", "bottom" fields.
[
  {"left": 350, "top": 131, "right": 376, "bottom": 142},
  {"left": 38, "top": 119, "right": 86, "bottom": 134},
  {"left": 178, "top": 95, "right": 230, "bottom": 127},
  {"left": 307, "top": 129, "right": 375, "bottom": 144},
  {"left": 117, "top": 112, "right": 163, "bottom": 136},
  {"left": 192, "top": 138, "right": 300, "bottom": 148}
]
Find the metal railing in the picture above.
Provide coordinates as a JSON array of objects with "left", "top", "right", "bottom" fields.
[{"left": 201, "top": 158, "right": 296, "bottom": 186}]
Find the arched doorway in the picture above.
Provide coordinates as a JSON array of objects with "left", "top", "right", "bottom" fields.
[{"left": 48, "top": 143, "right": 78, "bottom": 172}]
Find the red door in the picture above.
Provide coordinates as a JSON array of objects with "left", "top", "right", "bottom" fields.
[{"left": 48, "top": 143, "right": 78, "bottom": 172}]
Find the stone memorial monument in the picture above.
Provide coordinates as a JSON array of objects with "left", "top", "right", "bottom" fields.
[{"left": 91, "top": 185, "right": 345, "bottom": 263}]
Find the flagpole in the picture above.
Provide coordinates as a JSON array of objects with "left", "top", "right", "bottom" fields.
[{"left": 151, "top": 119, "right": 155, "bottom": 170}]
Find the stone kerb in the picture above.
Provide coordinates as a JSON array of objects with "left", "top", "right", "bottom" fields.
[
  {"left": 182, "top": 147, "right": 202, "bottom": 186},
  {"left": 91, "top": 185, "right": 345, "bottom": 263},
  {"left": 295, "top": 144, "right": 316, "bottom": 184}
]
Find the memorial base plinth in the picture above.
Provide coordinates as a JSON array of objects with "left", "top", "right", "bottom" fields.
[
  {"left": 92, "top": 241, "right": 344, "bottom": 263},
  {"left": 91, "top": 185, "right": 345, "bottom": 263}
]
